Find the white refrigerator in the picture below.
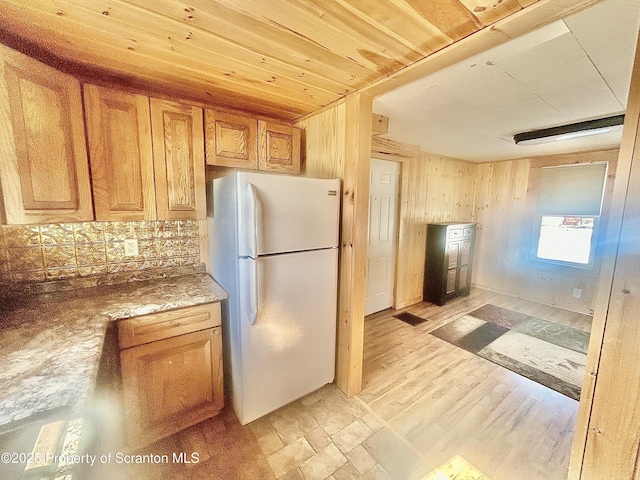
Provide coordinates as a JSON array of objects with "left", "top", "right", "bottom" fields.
[{"left": 209, "top": 172, "right": 340, "bottom": 425}]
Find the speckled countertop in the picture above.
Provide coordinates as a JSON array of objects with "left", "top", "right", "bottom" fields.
[{"left": 0, "top": 266, "right": 227, "bottom": 428}]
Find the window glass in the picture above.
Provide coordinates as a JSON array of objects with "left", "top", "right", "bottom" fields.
[{"left": 536, "top": 216, "right": 595, "bottom": 266}]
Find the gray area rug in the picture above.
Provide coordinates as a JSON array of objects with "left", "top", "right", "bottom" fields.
[{"left": 430, "top": 304, "right": 589, "bottom": 400}]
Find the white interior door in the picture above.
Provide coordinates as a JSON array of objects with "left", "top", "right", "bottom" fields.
[{"left": 365, "top": 158, "right": 400, "bottom": 315}]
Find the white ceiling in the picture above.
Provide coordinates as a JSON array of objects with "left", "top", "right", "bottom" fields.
[{"left": 373, "top": 0, "right": 640, "bottom": 162}]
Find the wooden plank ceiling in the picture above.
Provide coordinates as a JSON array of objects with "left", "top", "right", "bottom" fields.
[{"left": 0, "top": 0, "right": 539, "bottom": 121}]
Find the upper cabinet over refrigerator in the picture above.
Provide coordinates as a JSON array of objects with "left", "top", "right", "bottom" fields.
[{"left": 235, "top": 172, "right": 340, "bottom": 257}]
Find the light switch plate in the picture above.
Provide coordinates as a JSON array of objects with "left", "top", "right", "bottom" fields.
[
  {"left": 124, "top": 239, "right": 139, "bottom": 257},
  {"left": 572, "top": 288, "right": 582, "bottom": 299}
]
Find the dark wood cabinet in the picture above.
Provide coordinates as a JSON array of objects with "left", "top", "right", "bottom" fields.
[{"left": 423, "top": 222, "right": 476, "bottom": 306}]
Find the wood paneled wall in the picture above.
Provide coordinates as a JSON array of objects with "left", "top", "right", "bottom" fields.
[
  {"left": 472, "top": 149, "right": 618, "bottom": 314},
  {"left": 297, "top": 96, "right": 373, "bottom": 396},
  {"left": 320, "top": 129, "right": 618, "bottom": 313},
  {"left": 360, "top": 132, "right": 620, "bottom": 316},
  {"left": 473, "top": 159, "right": 531, "bottom": 301},
  {"left": 394, "top": 152, "right": 476, "bottom": 308},
  {"left": 367, "top": 138, "right": 619, "bottom": 314},
  {"left": 569, "top": 35, "right": 640, "bottom": 480},
  {"left": 298, "top": 103, "right": 346, "bottom": 181}
]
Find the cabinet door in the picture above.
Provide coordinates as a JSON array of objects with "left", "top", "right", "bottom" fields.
[
  {"left": 0, "top": 45, "right": 93, "bottom": 224},
  {"left": 461, "top": 240, "right": 472, "bottom": 266},
  {"left": 459, "top": 265, "right": 470, "bottom": 289},
  {"left": 150, "top": 98, "right": 206, "bottom": 220},
  {"left": 447, "top": 242, "right": 460, "bottom": 269},
  {"left": 446, "top": 268, "right": 457, "bottom": 294},
  {"left": 258, "top": 120, "right": 301, "bottom": 174},
  {"left": 84, "top": 84, "right": 156, "bottom": 221},
  {"left": 121, "top": 327, "right": 223, "bottom": 448},
  {"left": 205, "top": 110, "right": 257, "bottom": 168}
]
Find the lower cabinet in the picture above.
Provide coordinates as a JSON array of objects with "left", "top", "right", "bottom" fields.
[{"left": 118, "top": 303, "right": 223, "bottom": 449}]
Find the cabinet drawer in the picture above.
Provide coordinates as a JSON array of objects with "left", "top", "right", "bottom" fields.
[
  {"left": 463, "top": 227, "right": 474, "bottom": 238},
  {"left": 448, "top": 228, "right": 462, "bottom": 240},
  {"left": 119, "top": 303, "right": 221, "bottom": 349}
]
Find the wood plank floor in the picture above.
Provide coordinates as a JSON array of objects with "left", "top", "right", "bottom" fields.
[
  {"left": 97, "top": 287, "right": 590, "bottom": 479},
  {"left": 358, "top": 287, "right": 591, "bottom": 480}
]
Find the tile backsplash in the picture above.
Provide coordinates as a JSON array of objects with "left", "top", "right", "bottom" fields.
[{"left": 0, "top": 220, "right": 201, "bottom": 283}]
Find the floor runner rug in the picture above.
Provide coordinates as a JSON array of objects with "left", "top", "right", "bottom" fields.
[{"left": 430, "top": 304, "right": 589, "bottom": 400}]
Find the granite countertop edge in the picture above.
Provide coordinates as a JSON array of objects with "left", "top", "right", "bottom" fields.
[{"left": 0, "top": 270, "right": 227, "bottom": 429}]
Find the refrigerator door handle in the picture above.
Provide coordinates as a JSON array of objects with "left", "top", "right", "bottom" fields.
[
  {"left": 247, "top": 183, "right": 259, "bottom": 259},
  {"left": 249, "top": 258, "right": 259, "bottom": 325}
]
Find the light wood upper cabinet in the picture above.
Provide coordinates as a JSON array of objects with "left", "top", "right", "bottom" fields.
[
  {"left": 150, "top": 98, "right": 206, "bottom": 220},
  {"left": 0, "top": 45, "right": 93, "bottom": 224},
  {"left": 258, "top": 120, "right": 301, "bottom": 174},
  {"left": 205, "top": 110, "right": 258, "bottom": 169},
  {"left": 205, "top": 110, "right": 301, "bottom": 174},
  {"left": 84, "top": 84, "right": 156, "bottom": 221}
]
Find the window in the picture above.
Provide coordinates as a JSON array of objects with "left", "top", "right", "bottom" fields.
[{"left": 533, "top": 162, "right": 607, "bottom": 268}]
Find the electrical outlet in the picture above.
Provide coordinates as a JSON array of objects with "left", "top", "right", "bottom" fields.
[
  {"left": 572, "top": 288, "right": 582, "bottom": 299},
  {"left": 124, "top": 239, "right": 138, "bottom": 257}
]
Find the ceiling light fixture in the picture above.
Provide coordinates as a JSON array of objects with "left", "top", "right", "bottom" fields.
[{"left": 514, "top": 114, "right": 625, "bottom": 146}]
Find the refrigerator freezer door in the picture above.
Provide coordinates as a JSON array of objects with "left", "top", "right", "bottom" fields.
[
  {"left": 237, "top": 173, "right": 340, "bottom": 257},
  {"left": 237, "top": 247, "right": 338, "bottom": 425}
]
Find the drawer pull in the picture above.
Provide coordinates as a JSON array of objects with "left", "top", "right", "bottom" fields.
[{"left": 170, "top": 321, "right": 180, "bottom": 327}]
